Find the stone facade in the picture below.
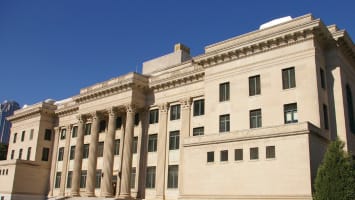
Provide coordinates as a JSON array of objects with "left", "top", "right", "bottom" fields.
[{"left": 0, "top": 14, "right": 355, "bottom": 200}]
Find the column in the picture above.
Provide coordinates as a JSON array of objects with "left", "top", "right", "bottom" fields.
[
  {"left": 156, "top": 103, "right": 169, "bottom": 199},
  {"left": 71, "top": 115, "right": 86, "bottom": 196},
  {"left": 60, "top": 125, "right": 72, "bottom": 196},
  {"left": 101, "top": 107, "right": 117, "bottom": 197},
  {"left": 86, "top": 112, "right": 100, "bottom": 196},
  {"left": 118, "top": 104, "right": 136, "bottom": 199},
  {"left": 49, "top": 127, "right": 60, "bottom": 197},
  {"left": 116, "top": 111, "right": 126, "bottom": 197}
]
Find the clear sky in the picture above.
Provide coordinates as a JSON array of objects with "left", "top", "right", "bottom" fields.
[{"left": 1, "top": 0, "right": 354, "bottom": 106}]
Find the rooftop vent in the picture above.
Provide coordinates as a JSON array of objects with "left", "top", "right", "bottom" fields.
[{"left": 259, "top": 16, "right": 292, "bottom": 30}]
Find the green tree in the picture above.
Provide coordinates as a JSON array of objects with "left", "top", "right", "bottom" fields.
[{"left": 314, "top": 138, "right": 355, "bottom": 200}]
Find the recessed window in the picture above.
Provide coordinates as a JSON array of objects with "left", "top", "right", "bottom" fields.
[
  {"left": 146, "top": 166, "right": 156, "bottom": 188},
  {"left": 207, "top": 151, "right": 214, "bottom": 163},
  {"left": 169, "top": 131, "right": 180, "bottom": 150},
  {"left": 219, "top": 114, "right": 230, "bottom": 133},
  {"left": 323, "top": 104, "right": 329, "bottom": 130},
  {"left": 219, "top": 82, "right": 230, "bottom": 102},
  {"left": 249, "top": 75, "right": 261, "bottom": 96},
  {"left": 44, "top": 129, "right": 52, "bottom": 141},
  {"left": 27, "top": 147, "right": 31, "bottom": 160},
  {"left": 284, "top": 103, "right": 298, "bottom": 124},
  {"left": 116, "top": 117, "right": 122, "bottom": 129},
  {"left": 266, "top": 146, "right": 275, "bottom": 159},
  {"left": 60, "top": 129, "right": 66, "bottom": 140},
  {"left": 95, "top": 170, "right": 102, "bottom": 188},
  {"left": 11, "top": 150, "right": 14, "bottom": 160},
  {"left": 13, "top": 133, "right": 17, "bottom": 143},
  {"left": 134, "top": 113, "right": 140, "bottom": 126},
  {"left": 250, "top": 109, "right": 262, "bottom": 128},
  {"left": 250, "top": 147, "right": 259, "bottom": 160},
  {"left": 21, "top": 131, "right": 25, "bottom": 142},
  {"left": 58, "top": 147, "right": 64, "bottom": 161},
  {"left": 320, "top": 68, "right": 326, "bottom": 89},
  {"left": 18, "top": 149, "right": 23, "bottom": 159},
  {"left": 97, "top": 142, "right": 104, "bottom": 157},
  {"left": 99, "top": 120, "right": 106, "bottom": 132},
  {"left": 149, "top": 109, "right": 159, "bottom": 124},
  {"left": 114, "top": 139, "right": 120, "bottom": 155},
  {"left": 235, "top": 149, "right": 243, "bottom": 161},
  {"left": 67, "top": 171, "right": 72, "bottom": 188},
  {"left": 132, "top": 137, "right": 138, "bottom": 154},
  {"left": 80, "top": 170, "right": 87, "bottom": 188},
  {"left": 193, "top": 99, "right": 205, "bottom": 116},
  {"left": 193, "top": 127, "right": 204, "bottom": 136},
  {"left": 55, "top": 172, "right": 61, "bottom": 188},
  {"left": 42, "top": 148, "right": 50, "bottom": 161},
  {"left": 30, "top": 129, "right": 34, "bottom": 140},
  {"left": 148, "top": 134, "right": 158, "bottom": 152},
  {"left": 70, "top": 146, "right": 75, "bottom": 160},
  {"left": 167, "top": 165, "right": 178, "bottom": 188},
  {"left": 72, "top": 126, "right": 78, "bottom": 138},
  {"left": 170, "top": 105, "right": 181, "bottom": 120},
  {"left": 84, "top": 123, "right": 91, "bottom": 135},
  {"left": 83, "top": 144, "right": 89, "bottom": 159},
  {"left": 131, "top": 167, "right": 136, "bottom": 189},
  {"left": 282, "top": 67, "right": 296, "bottom": 89},
  {"left": 220, "top": 150, "right": 228, "bottom": 162}
]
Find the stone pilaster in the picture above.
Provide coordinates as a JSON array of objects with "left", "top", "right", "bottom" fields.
[
  {"left": 71, "top": 115, "right": 86, "bottom": 196},
  {"left": 156, "top": 103, "right": 169, "bottom": 199},
  {"left": 86, "top": 112, "right": 100, "bottom": 196},
  {"left": 49, "top": 127, "right": 60, "bottom": 197},
  {"left": 101, "top": 107, "right": 117, "bottom": 197},
  {"left": 59, "top": 125, "right": 72, "bottom": 196}
]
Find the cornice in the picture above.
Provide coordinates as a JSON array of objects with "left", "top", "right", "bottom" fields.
[
  {"left": 8, "top": 107, "right": 56, "bottom": 123},
  {"left": 332, "top": 30, "right": 355, "bottom": 66},
  {"left": 55, "top": 105, "right": 79, "bottom": 117}
]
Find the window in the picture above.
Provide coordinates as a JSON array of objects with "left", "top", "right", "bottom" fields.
[
  {"left": 11, "top": 150, "right": 14, "bottom": 160},
  {"left": 132, "top": 137, "right": 138, "bottom": 154},
  {"left": 18, "top": 149, "right": 23, "bottom": 159},
  {"left": 80, "top": 170, "right": 87, "bottom": 188},
  {"left": 116, "top": 117, "right": 122, "bottom": 129},
  {"left": 97, "top": 142, "right": 104, "bottom": 157},
  {"left": 167, "top": 165, "right": 178, "bottom": 188},
  {"left": 21, "top": 131, "right": 25, "bottom": 142},
  {"left": 235, "top": 149, "right": 243, "bottom": 161},
  {"left": 250, "top": 109, "right": 262, "bottom": 128},
  {"left": 219, "top": 82, "right": 230, "bottom": 102},
  {"left": 282, "top": 67, "right": 296, "bottom": 89},
  {"left": 13, "top": 133, "right": 17, "bottom": 143},
  {"left": 67, "top": 171, "right": 72, "bottom": 188},
  {"left": 58, "top": 147, "right": 64, "bottom": 161},
  {"left": 131, "top": 167, "right": 136, "bottom": 189},
  {"left": 346, "top": 85, "right": 355, "bottom": 133},
  {"left": 134, "top": 113, "right": 139, "bottom": 126},
  {"left": 266, "top": 146, "right": 275, "bottom": 159},
  {"left": 284, "top": 103, "right": 298, "bottom": 124},
  {"left": 114, "top": 139, "right": 120, "bottom": 155},
  {"left": 249, "top": 75, "right": 261, "bottom": 96},
  {"left": 146, "top": 166, "right": 156, "bottom": 188},
  {"left": 219, "top": 114, "right": 230, "bottom": 132},
  {"left": 95, "top": 170, "right": 102, "bottom": 188},
  {"left": 320, "top": 68, "right": 326, "bottom": 89},
  {"left": 44, "top": 129, "right": 51, "bottom": 141},
  {"left": 27, "top": 147, "right": 31, "bottom": 160},
  {"left": 149, "top": 109, "right": 159, "bottom": 124},
  {"left": 193, "top": 99, "right": 205, "bottom": 116},
  {"left": 60, "top": 129, "right": 66, "bottom": 140},
  {"left": 99, "top": 120, "right": 106, "bottom": 132},
  {"left": 193, "top": 127, "right": 204, "bottom": 136},
  {"left": 323, "top": 104, "right": 329, "bottom": 130},
  {"left": 220, "top": 150, "right": 228, "bottom": 162},
  {"left": 70, "top": 146, "right": 75, "bottom": 160},
  {"left": 83, "top": 144, "right": 89, "bottom": 159},
  {"left": 72, "top": 126, "right": 78, "bottom": 138},
  {"left": 30, "top": 129, "right": 34, "bottom": 140},
  {"left": 169, "top": 131, "right": 180, "bottom": 150},
  {"left": 55, "top": 172, "right": 61, "bottom": 188},
  {"left": 250, "top": 147, "right": 259, "bottom": 160},
  {"left": 148, "top": 134, "right": 158, "bottom": 152},
  {"left": 170, "top": 105, "right": 181, "bottom": 120},
  {"left": 84, "top": 123, "right": 91, "bottom": 135},
  {"left": 207, "top": 151, "right": 214, "bottom": 163},
  {"left": 42, "top": 148, "right": 50, "bottom": 161}
]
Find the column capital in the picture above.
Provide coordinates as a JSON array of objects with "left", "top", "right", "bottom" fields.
[
  {"left": 180, "top": 97, "right": 192, "bottom": 109},
  {"left": 90, "top": 111, "right": 100, "bottom": 121},
  {"left": 106, "top": 107, "right": 117, "bottom": 117},
  {"left": 158, "top": 103, "right": 169, "bottom": 113},
  {"left": 77, "top": 114, "right": 86, "bottom": 123},
  {"left": 66, "top": 124, "right": 73, "bottom": 130},
  {"left": 125, "top": 104, "right": 136, "bottom": 113},
  {"left": 54, "top": 127, "right": 60, "bottom": 132}
]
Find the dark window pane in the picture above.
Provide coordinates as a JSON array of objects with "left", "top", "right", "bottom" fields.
[
  {"left": 250, "top": 147, "right": 259, "bottom": 160},
  {"left": 193, "top": 127, "right": 204, "bottom": 136},
  {"left": 235, "top": 149, "right": 243, "bottom": 161},
  {"left": 284, "top": 103, "right": 298, "bottom": 124},
  {"left": 169, "top": 131, "right": 180, "bottom": 150},
  {"left": 220, "top": 150, "right": 228, "bottom": 162},
  {"left": 266, "top": 146, "right": 275, "bottom": 159},
  {"left": 207, "top": 151, "right": 214, "bottom": 162}
]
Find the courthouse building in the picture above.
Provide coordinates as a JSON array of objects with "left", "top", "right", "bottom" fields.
[{"left": 0, "top": 14, "right": 355, "bottom": 200}]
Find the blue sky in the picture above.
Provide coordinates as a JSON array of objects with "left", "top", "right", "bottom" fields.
[{"left": 1, "top": 0, "right": 354, "bottom": 106}]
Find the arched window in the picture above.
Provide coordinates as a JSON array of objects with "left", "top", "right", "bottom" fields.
[{"left": 346, "top": 84, "right": 355, "bottom": 133}]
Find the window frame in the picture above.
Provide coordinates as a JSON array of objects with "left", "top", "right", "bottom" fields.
[
  {"left": 220, "top": 150, "right": 228, "bottom": 162},
  {"left": 148, "top": 134, "right": 158, "bottom": 152},
  {"left": 284, "top": 103, "right": 298, "bottom": 124},
  {"left": 249, "top": 75, "right": 261, "bottom": 96},
  {"left": 219, "top": 82, "right": 230, "bottom": 102},
  {"left": 282, "top": 67, "right": 296, "bottom": 89},
  {"left": 167, "top": 165, "right": 179, "bottom": 189},
  {"left": 250, "top": 109, "right": 262, "bottom": 128},
  {"left": 192, "top": 127, "right": 204, "bottom": 136},
  {"left": 169, "top": 131, "right": 180, "bottom": 150},
  {"left": 266, "top": 146, "right": 276, "bottom": 159},
  {"left": 250, "top": 147, "right": 259, "bottom": 160},
  {"left": 193, "top": 99, "right": 205, "bottom": 116},
  {"left": 219, "top": 114, "right": 230, "bottom": 133},
  {"left": 235, "top": 149, "right": 243, "bottom": 161},
  {"left": 146, "top": 166, "right": 156, "bottom": 188},
  {"left": 170, "top": 104, "right": 181, "bottom": 121},
  {"left": 149, "top": 109, "right": 159, "bottom": 124},
  {"left": 207, "top": 151, "right": 214, "bottom": 163}
]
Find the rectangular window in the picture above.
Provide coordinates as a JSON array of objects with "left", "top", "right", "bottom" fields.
[
  {"left": 67, "top": 171, "right": 72, "bottom": 188},
  {"left": 70, "top": 146, "right": 75, "bottom": 160},
  {"left": 282, "top": 67, "right": 296, "bottom": 89},
  {"left": 149, "top": 109, "right": 159, "bottom": 124},
  {"left": 55, "top": 172, "right": 61, "bottom": 188},
  {"left": 146, "top": 166, "right": 156, "bottom": 188},
  {"left": 11, "top": 150, "right": 14, "bottom": 159},
  {"left": 220, "top": 150, "right": 228, "bottom": 162},
  {"left": 266, "top": 146, "right": 275, "bottom": 159},
  {"left": 44, "top": 129, "right": 51, "bottom": 141},
  {"left": 250, "top": 109, "right": 262, "bottom": 128},
  {"left": 30, "top": 129, "right": 34, "bottom": 140},
  {"left": 250, "top": 147, "right": 259, "bottom": 160},
  {"left": 207, "top": 151, "right": 214, "bottom": 163},
  {"left": 72, "top": 126, "right": 78, "bottom": 138},
  {"left": 27, "top": 147, "right": 31, "bottom": 160},
  {"left": 42, "top": 148, "right": 50, "bottom": 161},
  {"left": 169, "top": 131, "right": 180, "bottom": 150},
  {"left": 134, "top": 113, "right": 139, "bottom": 126},
  {"left": 132, "top": 137, "right": 138, "bottom": 154},
  {"left": 60, "top": 129, "right": 66, "bottom": 140},
  {"left": 95, "top": 170, "right": 102, "bottom": 188},
  {"left": 170, "top": 105, "right": 181, "bottom": 120},
  {"left": 148, "top": 134, "right": 158, "bottom": 152},
  {"left": 320, "top": 68, "right": 326, "bottom": 89},
  {"left": 97, "top": 142, "right": 104, "bottom": 157},
  {"left": 18, "top": 149, "right": 23, "bottom": 159},
  {"left": 83, "top": 144, "right": 89, "bottom": 159},
  {"left": 249, "top": 75, "right": 261, "bottom": 96},
  {"left": 219, "top": 82, "right": 230, "bottom": 102},
  {"left": 219, "top": 114, "right": 230, "bottom": 132},
  {"left": 193, "top": 99, "right": 205, "bottom": 116},
  {"left": 131, "top": 167, "right": 136, "bottom": 189},
  {"left": 235, "top": 149, "right": 243, "bottom": 161},
  {"left": 116, "top": 117, "right": 122, "bottom": 129},
  {"left": 99, "top": 120, "right": 106, "bottom": 132},
  {"left": 193, "top": 127, "right": 204, "bottom": 136},
  {"left": 284, "top": 103, "right": 298, "bottom": 124},
  {"left": 58, "top": 147, "right": 64, "bottom": 161},
  {"left": 13, "top": 133, "right": 17, "bottom": 143},
  {"left": 323, "top": 104, "right": 329, "bottom": 130},
  {"left": 114, "top": 139, "right": 120, "bottom": 155},
  {"left": 168, "top": 165, "right": 179, "bottom": 188},
  {"left": 80, "top": 170, "right": 87, "bottom": 188},
  {"left": 21, "top": 131, "right": 25, "bottom": 142},
  {"left": 84, "top": 123, "right": 91, "bottom": 135}
]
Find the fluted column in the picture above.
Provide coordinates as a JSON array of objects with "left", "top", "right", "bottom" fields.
[
  {"left": 101, "top": 107, "right": 117, "bottom": 197},
  {"left": 49, "top": 127, "right": 60, "bottom": 197},
  {"left": 118, "top": 104, "right": 136, "bottom": 199},
  {"left": 60, "top": 125, "right": 72, "bottom": 196},
  {"left": 156, "top": 103, "right": 169, "bottom": 199},
  {"left": 71, "top": 115, "right": 86, "bottom": 196},
  {"left": 86, "top": 112, "right": 100, "bottom": 196}
]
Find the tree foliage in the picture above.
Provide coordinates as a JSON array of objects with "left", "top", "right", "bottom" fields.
[{"left": 314, "top": 138, "right": 355, "bottom": 200}]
